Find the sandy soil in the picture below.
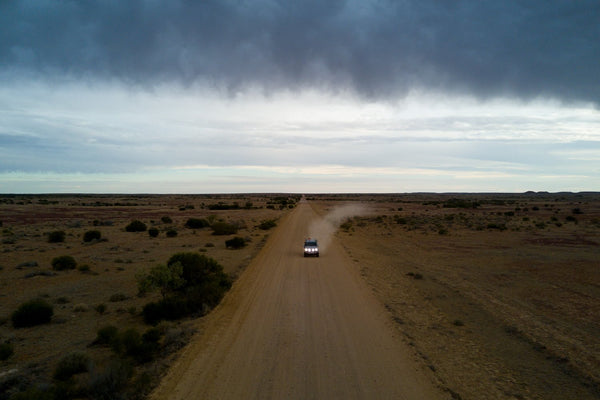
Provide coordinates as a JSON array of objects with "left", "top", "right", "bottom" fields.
[
  {"left": 2, "top": 193, "right": 599, "bottom": 400},
  {"left": 150, "top": 199, "right": 444, "bottom": 399}
]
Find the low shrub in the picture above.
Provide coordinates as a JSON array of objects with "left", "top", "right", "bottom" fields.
[
  {"left": 53, "top": 352, "right": 90, "bottom": 381},
  {"left": 185, "top": 218, "right": 209, "bottom": 229},
  {"left": 0, "top": 342, "right": 14, "bottom": 360},
  {"left": 225, "top": 236, "right": 246, "bottom": 249},
  {"left": 161, "top": 216, "right": 173, "bottom": 224},
  {"left": 125, "top": 220, "right": 147, "bottom": 232},
  {"left": 148, "top": 227, "right": 159, "bottom": 237},
  {"left": 211, "top": 222, "right": 238, "bottom": 235},
  {"left": 48, "top": 230, "right": 66, "bottom": 243},
  {"left": 12, "top": 298, "right": 54, "bottom": 328},
  {"left": 95, "top": 304, "right": 107, "bottom": 314},
  {"left": 166, "top": 229, "right": 178, "bottom": 238},
  {"left": 52, "top": 255, "right": 77, "bottom": 271},
  {"left": 258, "top": 219, "right": 277, "bottom": 230},
  {"left": 83, "top": 230, "right": 102, "bottom": 242},
  {"left": 566, "top": 215, "right": 578, "bottom": 223},
  {"left": 95, "top": 325, "right": 118, "bottom": 345}
]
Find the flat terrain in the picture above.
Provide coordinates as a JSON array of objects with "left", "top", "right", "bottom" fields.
[
  {"left": 151, "top": 200, "right": 442, "bottom": 399},
  {"left": 1, "top": 193, "right": 599, "bottom": 400}
]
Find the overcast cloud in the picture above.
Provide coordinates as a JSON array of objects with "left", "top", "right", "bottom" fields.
[
  {"left": 1, "top": 0, "right": 599, "bottom": 193},
  {"left": 2, "top": 0, "right": 599, "bottom": 103}
]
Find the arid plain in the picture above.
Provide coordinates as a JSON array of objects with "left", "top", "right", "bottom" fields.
[{"left": 1, "top": 193, "right": 599, "bottom": 400}]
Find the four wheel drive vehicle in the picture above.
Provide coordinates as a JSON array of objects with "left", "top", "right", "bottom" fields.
[{"left": 304, "top": 238, "right": 319, "bottom": 257}]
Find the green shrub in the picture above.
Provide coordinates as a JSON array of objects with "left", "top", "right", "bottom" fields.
[
  {"left": 53, "top": 352, "right": 90, "bottom": 381},
  {"left": 167, "top": 252, "right": 230, "bottom": 289},
  {"left": 0, "top": 342, "right": 14, "bottom": 360},
  {"left": 125, "top": 220, "right": 147, "bottom": 232},
  {"left": 142, "top": 253, "right": 232, "bottom": 325},
  {"left": 161, "top": 216, "right": 172, "bottom": 224},
  {"left": 148, "top": 227, "right": 159, "bottom": 237},
  {"left": 95, "top": 303, "right": 107, "bottom": 314},
  {"left": 166, "top": 229, "right": 178, "bottom": 237},
  {"left": 48, "top": 230, "right": 66, "bottom": 243},
  {"left": 225, "top": 237, "right": 246, "bottom": 249},
  {"left": 12, "top": 298, "right": 54, "bottom": 327},
  {"left": 51, "top": 255, "right": 77, "bottom": 271},
  {"left": 83, "top": 230, "right": 101, "bottom": 242},
  {"left": 258, "top": 219, "right": 277, "bottom": 230},
  {"left": 211, "top": 222, "right": 238, "bottom": 235},
  {"left": 185, "top": 218, "right": 209, "bottom": 229},
  {"left": 95, "top": 325, "right": 118, "bottom": 345}
]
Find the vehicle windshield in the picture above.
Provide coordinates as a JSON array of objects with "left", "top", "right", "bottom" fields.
[{"left": 305, "top": 240, "right": 317, "bottom": 246}]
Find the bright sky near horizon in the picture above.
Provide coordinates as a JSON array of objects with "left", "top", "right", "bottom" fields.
[{"left": 1, "top": 1, "right": 599, "bottom": 193}]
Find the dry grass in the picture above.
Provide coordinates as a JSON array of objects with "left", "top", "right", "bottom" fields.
[
  {"left": 313, "top": 192, "right": 600, "bottom": 399},
  {"left": 0, "top": 194, "right": 294, "bottom": 397}
]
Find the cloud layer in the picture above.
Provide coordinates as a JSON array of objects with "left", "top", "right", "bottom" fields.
[{"left": 2, "top": 0, "right": 599, "bottom": 104}]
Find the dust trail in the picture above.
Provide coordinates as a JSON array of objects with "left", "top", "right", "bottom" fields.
[{"left": 307, "top": 204, "right": 369, "bottom": 253}]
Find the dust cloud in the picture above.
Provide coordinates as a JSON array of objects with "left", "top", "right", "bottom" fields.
[{"left": 307, "top": 204, "right": 369, "bottom": 253}]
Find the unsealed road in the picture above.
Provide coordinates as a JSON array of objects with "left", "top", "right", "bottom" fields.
[{"left": 151, "top": 202, "right": 444, "bottom": 399}]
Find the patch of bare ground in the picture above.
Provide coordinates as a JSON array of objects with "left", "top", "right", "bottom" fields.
[
  {"left": 311, "top": 193, "right": 600, "bottom": 400},
  {"left": 0, "top": 194, "right": 297, "bottom": 399}
]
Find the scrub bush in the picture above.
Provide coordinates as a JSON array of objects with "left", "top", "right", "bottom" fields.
[
  {"left": 83, "top": 230, "right": 101, "bottom": 242},
  {"left": 166, "top": 229, "right": 178, "bottom": 237},
  {"left": 185, "top": 218, "right": 209, "bottom": 229},
  {"left": 53, "top": 352, "right": 90, "bottom": 381},
  {"left": 125, "top": 220, "right": 147, "bottom": 232},
  {"left": 141, "top": 253, "right": 232, "bottom": 325},
  {"left": 0, "top": 342, "right": 14, "bottom": 360},
  {"left": 148, "top": 227, "right": 159, "bottom": 237},
  {"left": 52, "top": 255, "right": 77, "bottom": 271},
  {"left": 95, "top": 325, "right": 118, "bottom": 346},
  {"left": 258, "top": 219, "right": 277, "bottom": 230},
  {"left": 12, "top": 298, "right": 54, "bottom": 327},
  {"left": 225, "top": 237, "right": 246, "bottom": 249},
  {"left": 48, "top": 230, "right": 66, "bottom": 243},
  {"left": 211, "top": 222, "right": 238, "bottom": 235}
]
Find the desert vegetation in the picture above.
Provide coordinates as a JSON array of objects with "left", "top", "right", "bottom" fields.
[{"left": 0, "top": 194, "right": 288, "bottom": 399}]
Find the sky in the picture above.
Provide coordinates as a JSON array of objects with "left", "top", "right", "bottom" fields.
[{"left": 1, "top": 0, "right": 599, "bottom": 193}]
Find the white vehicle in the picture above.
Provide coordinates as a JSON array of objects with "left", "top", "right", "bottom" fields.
[{"left": 303, "top": 238, "right": 319, "bottom": 257}]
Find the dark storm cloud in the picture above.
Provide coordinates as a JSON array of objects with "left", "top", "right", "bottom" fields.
[{"left": 1, "top": 0, "right": 599, "bottom": 103}]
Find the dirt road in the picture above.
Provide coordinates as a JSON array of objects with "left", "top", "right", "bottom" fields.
[{"left": 151, "top": 201, "right": 444, "bottom": 399}]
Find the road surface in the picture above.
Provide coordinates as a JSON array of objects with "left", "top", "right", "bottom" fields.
[{"left": 151, "top": 201, "right": 444, "bottom": 399}]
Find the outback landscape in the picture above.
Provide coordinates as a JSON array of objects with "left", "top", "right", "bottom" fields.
[{"left": 1, "top": 192, "right": 599, "bottom": 399}]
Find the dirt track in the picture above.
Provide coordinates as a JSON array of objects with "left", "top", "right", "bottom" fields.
[{"left": 150, "top": 201, "right": 443, "bottom": 399}]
